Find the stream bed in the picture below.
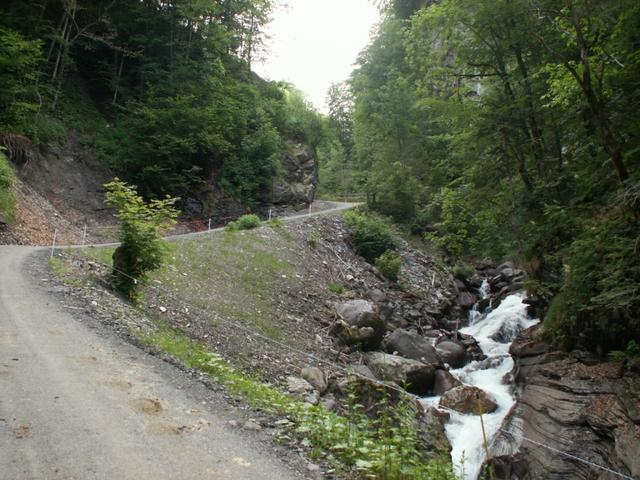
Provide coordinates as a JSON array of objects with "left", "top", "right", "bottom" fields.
[{"left": 423, "top": 292, "right": 539, "bottom": 479}]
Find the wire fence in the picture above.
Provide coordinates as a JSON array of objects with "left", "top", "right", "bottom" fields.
[{"left": 43, "top": 210, "right": 636, "bottom": 480}]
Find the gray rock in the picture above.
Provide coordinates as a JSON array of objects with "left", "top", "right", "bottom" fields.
[
  {"left": 383, "top": 329, "right": 442, "bottom": 365},
  {"left": 242, "top": 419, "right": 263, "bottom": 431},
  {"left": 368, "top": 288, "right": 387, "bottom": 303},
  {"left": 286, "top": 376, "right": 314, "bottom": 395},
  {"left": 458, "top": 291, "right": 477, "bottom": 309},
  {"left": 331, "top": 299, "right": 385, "bottom": 349},
  {"left": 301, "top": 367, "right": 327, "bottom": 393},
  {"left": 364, "top": 352, "right": 435, "bottom": 396},
  {"left": 439, "top": 385, "right": 497, "bottom": 414},
  {"left": 435, "top": 340, "right": 468, "bottom": 368}
]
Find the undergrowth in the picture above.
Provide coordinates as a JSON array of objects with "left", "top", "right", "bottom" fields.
[{"left": 142, "top": 325, "right": 456, "bottom": 480}]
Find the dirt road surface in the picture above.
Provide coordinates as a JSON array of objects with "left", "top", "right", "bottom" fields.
[{"left": 0, "top": 245, "right": 305, "bottom": 480}]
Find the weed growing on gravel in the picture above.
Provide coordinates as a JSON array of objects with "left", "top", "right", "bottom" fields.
[
  {"left": 143, "top": 326, "right": 456, "bottom": 480},
  {"left": 327, "top": 282, "right": 344, "bottom": 294}
]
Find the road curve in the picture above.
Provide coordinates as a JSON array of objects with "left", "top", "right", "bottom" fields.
[{"left": 0, "top": 245, "right": 303, "bottom": 480}]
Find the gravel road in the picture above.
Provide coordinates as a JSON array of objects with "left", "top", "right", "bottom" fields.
[{"left": 0, "top": 245, "right": 306, "bottom": 480}]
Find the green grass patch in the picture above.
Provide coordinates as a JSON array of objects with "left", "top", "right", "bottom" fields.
[
  {"left": 0, "top": 151, "right": 16, "bottom": 222},
  {"left": 327, "top": 282, "right": 344, "bottom": 294}
]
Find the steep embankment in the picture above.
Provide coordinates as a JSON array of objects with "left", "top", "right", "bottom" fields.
[
  {"left": 48, "top": 212, "right": 640, "bottom": 479},
  {"left": 0, "top": 131, "right": 319, "bottom": 246}
]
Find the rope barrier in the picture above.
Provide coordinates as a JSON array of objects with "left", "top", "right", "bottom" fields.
[
  {"left": 431, "top": 403, "right": 636, "bottom": 480},
  {"left": 80, "top": 249, "right": 424, "bottom": 404},
  {"left": 48, "top": 212, "right": 636, "bottom": 480}
]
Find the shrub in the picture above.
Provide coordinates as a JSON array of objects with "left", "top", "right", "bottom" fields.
[
  {"left": 104, "top": 178, "right": 178, "bottom": 299},
  {"left": 236, "top": 214, "right": 261, "bottom": 230},
  {"left": 344, "top": 211, "right": 396, "bottom": 263},
  {"left": 226, "top": 214, "right": 261, "bottom": 231},
  {"left": 375, "top": 250, "right": 402, "bottom": 282},
  {"left": 327, "top": 282, "right": 344, "bottom": 294},
  {"left": 451, "top": 262, "right": 474, "bottom": 280}
]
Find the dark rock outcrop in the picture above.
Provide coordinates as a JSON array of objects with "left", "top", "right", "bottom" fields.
[
  {"left": 490, "top": 325, "right": 640, "bottom": 479},
  {"left": 435, "top": 339, "right": 468, "bottom": 368},
  {"left": 267, "top": 141, "right": 318, "bottom": 208},
  {"left": 433, "top": 369, "right": 462, "bottom": 396},
  {"left": 417, "top": 406, "right": 452, "bottom": 459}
]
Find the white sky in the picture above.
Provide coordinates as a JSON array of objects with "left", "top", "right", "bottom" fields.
[{"left": 253, "top": 0, "right": 380, "bottom": 113}]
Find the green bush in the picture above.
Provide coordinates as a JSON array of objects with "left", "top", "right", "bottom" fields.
[
  {"left": 344, "top": 211, "right": 396, "bottom": 263},
  {"left": 104, "top": 178, "right": 178, "bottom": 299},
  {"left": 327, "top": 282, "right": 345, "bottom": 294},
  {"left": 237, "top": 214, "right": 261, "bottom": 230},
  {"left": 227, "top": 214, "right": 261, "bottom": 231},
  {"left": 0, "top": 151, "right": 16, "bottom": 221},
  {"left": 375, "top": 250, "right": 402, "bottom": 281}
]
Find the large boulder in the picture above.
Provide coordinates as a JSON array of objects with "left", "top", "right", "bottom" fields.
[
  {"left": 364, "top": 352, "right": 435, "bottom": 396},
  {"left": 268, "top": 141, "right": 318, "bottom": 207},
  {"left": 417, "top": 406, "right": 452, "bottom": 458},
  {"left": 435, "top": 340, "right": 468, "bottom": 368},
  {"left": 301, "top": 367, "right": 327, "bottom": 393},
  {"left": 383, "top": 329, "right": 442, "bottom": 366},
  {"left": 433, "top": 369, "right": 462, "bottom": 396},
  {"left": 331, "top": 300, "right": 385, "bottom": 350},
  {"left": 439, "top": 385, "right": 497, "bottom": 414}
]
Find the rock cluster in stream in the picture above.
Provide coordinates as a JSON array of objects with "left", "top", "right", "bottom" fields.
[{"left": 283, "top": 247, "right": 530, "bottom": 460}]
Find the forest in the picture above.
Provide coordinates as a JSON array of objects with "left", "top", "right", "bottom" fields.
[
  {"left": 0, "top": 0, "right": 328, "bottom": 204},
  {"left": 321, "top": 0, "right": 639, "bottom": 355},
  {"left": 1, "top": 0, "right": 639, "bottom": 355}
]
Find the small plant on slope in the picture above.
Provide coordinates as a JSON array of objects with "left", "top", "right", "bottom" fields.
[
  {"left": 104, "top": 178, "right": 178, "bottom": 300},
  {"left": 375, "top": 251, "right": 402, "bottom": 282}
]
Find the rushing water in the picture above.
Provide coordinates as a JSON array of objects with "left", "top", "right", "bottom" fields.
[{"left": 424, "top": 291, "right": 539, "bottom": 480}]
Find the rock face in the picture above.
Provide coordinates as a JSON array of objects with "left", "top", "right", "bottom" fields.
[
  {"left": 331, "top": 300, "right": 385, "bottom": 350},
  {"left": 417, "top": 406, "right": 452, "bottom": 459},
  {"left": 490, "top": 325, "right": 640, "bottom": 480},
  {"left": 383, "top": 329, "right": 442, "bottom": 365},
  {"left": 435, "top": 340, "right": 468, "bottom": 368},
  {"left": 268, "top": 141, "right": 318, "bottom": 208},
  {"left": 364, "top": 352, "right": 435, "bottom": 396},
  {"left": 439, "top": 385, "right": 498, "bottom": 414}
]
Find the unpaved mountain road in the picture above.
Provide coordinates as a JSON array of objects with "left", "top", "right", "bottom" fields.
[{"left": 0, "top": 245, "right": 307, "bottom": 480}]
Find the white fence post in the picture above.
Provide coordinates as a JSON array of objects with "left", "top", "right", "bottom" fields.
[
  {"left": 268, "top": 207, "right": 272, "bottom": 221},
  {"left": 208, "top": 218, "right": 211, "bottom": 232},
  {"left": 81, "top": 224, "right": 87, "bottom": 246},
  {"left": 50, "top": 229, "right": 58, "bottom": 258}
]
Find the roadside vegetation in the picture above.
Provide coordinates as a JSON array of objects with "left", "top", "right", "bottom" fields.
[
  {"left": 104, "top": 178, "right": 178, "bottom": 299},
  {"left": 143, "top": 324, "right": 455, "bottom": 480},
  {"left": 0, "top": 150, "right": 16, "bottom": 221}
]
